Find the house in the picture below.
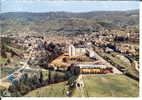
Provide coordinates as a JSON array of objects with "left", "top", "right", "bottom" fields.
[
  {"left": 105, "top": 47, "right": 114, "bottom": 53},
  {"left": 86, "top": 48, "right": 95, "bottom": 58}
]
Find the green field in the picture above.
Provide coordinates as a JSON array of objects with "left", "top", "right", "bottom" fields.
[
  {"left": 25, "top": 74, "right": 138, "bottom": 97},
  {"left": 25, "top": 82, "right": 68, "bottom": 97},
  {"left": 73, "top": 75, "right": 139, "bottom": 97}
]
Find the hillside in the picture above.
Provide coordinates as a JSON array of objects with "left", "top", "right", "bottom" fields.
[{"left": 0, "top": 10, "right": 139, "bottom": 36}]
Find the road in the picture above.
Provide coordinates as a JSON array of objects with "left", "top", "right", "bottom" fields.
[{"left": 93, "top": 51, "right": 122, "bottom": 74}]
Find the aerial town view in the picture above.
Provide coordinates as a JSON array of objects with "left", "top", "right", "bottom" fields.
[{"left": 0, "top": 0, "right": 139, "bottom": 97}]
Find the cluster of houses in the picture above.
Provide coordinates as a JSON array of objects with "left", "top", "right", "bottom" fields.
[{"left": 118, "top": 44, "right": 138, "bottom": 55}]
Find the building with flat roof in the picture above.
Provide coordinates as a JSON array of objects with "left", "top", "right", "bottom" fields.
[
  {"left": 68, "top": 43, "right": 95, "bottom": 57},
  {"left": 78, "top": 64, "right": 107, "bottom": 69},
  {"left": 69, "top": 44, "right": 86, "bottom": 56},
  {"left": 76, "top": 64, "right": 113, "bottom": 74}
]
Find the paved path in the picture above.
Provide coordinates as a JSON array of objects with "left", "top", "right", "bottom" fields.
[{"left": 76, "top": 75, "right": 85, "bottom": 97}]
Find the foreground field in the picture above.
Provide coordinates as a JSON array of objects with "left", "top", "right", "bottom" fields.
[
  {"left": 25, "top": 82, "right": 67, "bottom": 97},
  {"left": 25, "top": 74, "right": 138, "bottom": 97},
  {"left": 73, "top": 74, "right": 139, "bottom": 97}
]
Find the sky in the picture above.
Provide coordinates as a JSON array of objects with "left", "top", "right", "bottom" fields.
[{"left": 1, "top": 0, "right": 140, "bottom": 13}]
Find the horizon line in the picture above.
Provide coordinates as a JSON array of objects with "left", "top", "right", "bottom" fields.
[{"left": 1, "top": 9, "right": 139, "bottom": 14}]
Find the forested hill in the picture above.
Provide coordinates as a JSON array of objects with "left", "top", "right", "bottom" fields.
[{"left": 0, "top": 10, "right": 139, "bottom": 36}]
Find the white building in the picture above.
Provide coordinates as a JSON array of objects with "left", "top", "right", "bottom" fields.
[
  {"left": 69, "top": 44, "right": 86, "bottom": 56},
  {"left": 86, "top": 48, "right": 95, "bottom": 58},
  {"left": 69, "top": 44, "right": 95, "bottom": 57},
  {"left": 69, "top": 44, "right": 76, "bottom": 56}
]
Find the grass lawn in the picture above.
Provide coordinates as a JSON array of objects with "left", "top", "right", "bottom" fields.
[
  {"left": 25, "top": 82, "right": 68, "bottom": 97},
  {"left": 72, "top": 74, "right": 139, "bottom": 97},
  {"left": 25, "top": 74, "right": 138, "bottom": 97}
]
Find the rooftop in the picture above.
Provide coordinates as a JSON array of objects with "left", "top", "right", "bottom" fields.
[
  {"left": 72, "top": 41, "right": 92, "bottom": 48},
  {"left": 77, "top": 64, "right": 107, "bottom": 69}
]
